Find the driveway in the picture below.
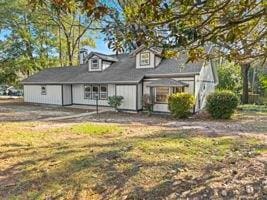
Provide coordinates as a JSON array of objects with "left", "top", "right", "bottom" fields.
[{"left": 0, "top": 99, "right": 94, "bottom": 122}]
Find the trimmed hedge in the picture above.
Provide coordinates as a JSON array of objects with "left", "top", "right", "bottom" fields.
[
  {"left": 206, "top": 90, "right": 239, "bottom": 119},
  {"left": 168, "top": 93, "right": 195, "bottom": 118}
]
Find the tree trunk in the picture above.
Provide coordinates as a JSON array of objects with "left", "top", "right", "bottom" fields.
[
  {"left": 66, "top": 39, "right": 73, "bottom": 66},
  {"left": 241, "top": 63, "right": 250, "bottom": 104}
]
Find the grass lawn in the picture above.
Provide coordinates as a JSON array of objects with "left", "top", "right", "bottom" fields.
[
  {"left": 0, "top": 121, "right": 266, "bottom": 199},
  {"left": 238, "top": 104, "right": 267, "bottom": 113}
]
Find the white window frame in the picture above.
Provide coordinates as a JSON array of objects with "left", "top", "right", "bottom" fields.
[
  {"left": 92, "top": 85, "right": 100, "bottom": 100},
  {"left": 140, "top": 52, "right": 150, "bottom": 66},
  {"left": 84, "top": 85, "right": 92, "bottom": 99},
  {"left": 100, "top": 85, "right": 108, "bottom": 100},
  {"left": 91, "top": 59, "right": 99, "bottom": 69},
  {"left": 41, "top": 85, "right": 47, "bottom": 95},
  {"left": 84, "top": 84, "right": 108, "bottom": 100}
]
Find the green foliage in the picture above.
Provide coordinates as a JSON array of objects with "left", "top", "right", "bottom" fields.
[
  {"left": 0, "top": 0, "right": 97, "bottom": 85},
  {"left": 142, "top": 94, "right": 154, "bottom": 115},
  {"left": 101, "top": 0, "right": 265, "bottom": 61},
  {"left": 108, "top": 96, "right": 124, "bottom": 111},
  {"left": 259, "top": 74, "right": 267, "bottom": 90},
  {"left": 168, "top": 93, "right": 195, "bottom": 118},
  {"left": 217, "top": 62, "right": 242, "bottom": 94},
  {"left": 206, "top": 90, "right": 239, "bottom": 119}
]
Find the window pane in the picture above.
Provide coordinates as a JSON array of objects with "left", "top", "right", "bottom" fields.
[
  {"left": 155, "top": 87, "right": 169, "bottom": 103},
  {"left": 93, "top": 86, "right": 99, "bottom": 92},
  {"left": 140, "top": 52, "right": 150, "bottom": 65},
  {"left": 84, "top": 85, "right": 91, "bottom": 92},
  {"left": 41, "top": 86, "right": 46, "bottom": 95},
  {"left": 92, "top": 93, "right": 99, "bottom": 99},
  {"left": 100, "top": 93, "right": 107, "bottom": 100},
  {"left": 91, "top": 59, "right": 99, "bottom": 69},
  {"left": 173, "top": 87, "right": 183, "bottom": 93},
  {"left": 100, "top": 85, "right": 107, "bottom": 92},
  {"left": 84, "top": 85, "right": 92, "bottom": 99},
  {"left": 85, "top": 93, "right": 91, "bottom": 99}
]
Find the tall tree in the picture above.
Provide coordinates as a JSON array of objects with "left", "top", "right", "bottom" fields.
[
  {"left": 0, "top": 0, "right": 101, "bottom": 84},
  {"left": 34, "top": 0, "right": 97, "bottom": 66},
  {"left": 0, "top": 0, "right": 58, "bottom": 83},
  {"left": 100, "top": 0, "right": 266, "bottom": 103}
]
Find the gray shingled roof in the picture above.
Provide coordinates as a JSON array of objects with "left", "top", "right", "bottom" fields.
[
  {"left": 86, "top": 52, "right": 118, "bottom": 62},
  {"left": 146, "top": 79, "right": 189, "bottom": 87},
  {"left": 22, "top": 53, "right": 204, "bottom": 84},
  {"left": 130, "top": 45, "right": 163, "bottom": 56}
]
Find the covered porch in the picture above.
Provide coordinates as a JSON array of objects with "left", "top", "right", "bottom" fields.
[{"left": 146, "top": 78, "right": 189, "bottom": 113}]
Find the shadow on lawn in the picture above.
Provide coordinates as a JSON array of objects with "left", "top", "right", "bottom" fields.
[{"left": 0, "top": 130, "right": 266, "bottom": 199}]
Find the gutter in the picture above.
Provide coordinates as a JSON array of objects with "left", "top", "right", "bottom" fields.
[
  {"left": 144, "top": 72, "right": 199, "bottom": 78},
  {"left": 21, "top": 80, "right": 142, "bottom": 85}
]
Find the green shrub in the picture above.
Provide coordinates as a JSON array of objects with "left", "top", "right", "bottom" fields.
[
  {"left": 168, "top": 93, "right": 195, "bottom": 118},
  {"left": 206, "top": 90, "right": 239, "bottom": 119},
  {"left": 108, "top": 96, "right": 124, "bottom": 111}
]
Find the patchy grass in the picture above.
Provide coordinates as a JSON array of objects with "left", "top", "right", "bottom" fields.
[
  {"left": 131, "top": 132, "right": 262, "bottom": 167},
  {"left": 0, "top": 122, "right": 266, "bottom": 199},
  {"left": 67, "top": 123, "right": 123, "bottom": 136},
  {"left": 238, "top": 104, "right": 267, "bottom": 113}
]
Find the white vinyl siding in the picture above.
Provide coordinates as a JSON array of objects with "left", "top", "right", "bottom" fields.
[
  {"left": 195, "top": 61, "right": 216, "bottom": 111},
  {"left": 155, "top": 56, "right": 162, "bottom": 67},
  {"left": 153, "top": 104, "right": 169, "bottom": 113},
  {"left": 72, "top": 84, "right": 115, "bottom": 106},
  {"left": 24, "top": 85, "right": 62, "bottom": 105},
  {"left": 102, "top": 61, "right": 112, "bottom": 70},
  {"left": 116, "top": 85, "right": 137, "bottom": 110},
  {"left": 62, "top": 85, "right": 72, "bottom": 105},
  {"left": 137, "top": 83, "right": 142, "bottom": 110}
]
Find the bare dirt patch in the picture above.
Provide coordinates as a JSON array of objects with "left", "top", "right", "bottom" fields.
[
  {"left": 0, "top": 100, "right": 266, "bottom": 199},
  {"left": 0, "top": 99, "right": 90, "bottom": 122}
]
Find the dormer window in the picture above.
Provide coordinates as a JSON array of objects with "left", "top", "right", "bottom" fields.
[
  {"left": 140, "top": 52, "right": 150, "bottom": 66},
  {"left": 91, "top": 59, "right": 99, "bottom": 69}
]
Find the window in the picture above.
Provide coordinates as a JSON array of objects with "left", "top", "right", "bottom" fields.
[
  {"left": 92, "top": 85, "right": 99, "bottom": 99},
  {"left": 84, "top": 84, "right": 108, "bottom": 100},
  {"left": 155, "top": 87, "right": 169, "bottom": 103},
  {"left": 84, "top": 85, "right": 91, "bottom": 99},
  {"left": 100, "top": 85, "right": 108, "bottom": 100},
  {"left": 173, "top": 87, "right": 184, "bottom": 93},
  {"left": 140, "top": 52, "right": 150, "bottom": 66},
  {"left": 155, "top": 87, "right": 184, "bottom": 103},
  {"left": 41, "top": 86, "right": 46, "bottom": 95},
  {"left": 91, "top": 59, "right": 99, "bottom": 69}
]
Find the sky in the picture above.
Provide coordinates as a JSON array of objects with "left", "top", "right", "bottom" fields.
[{"left": 87, "top": 36, "right": 113, "bottom": 54}]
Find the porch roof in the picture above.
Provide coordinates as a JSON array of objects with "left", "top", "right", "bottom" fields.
[{"left": 146, "top": 79, "right": 189, "bottom": 87}]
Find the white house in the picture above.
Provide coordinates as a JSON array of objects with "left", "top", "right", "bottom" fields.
[{"left": 21, "top": 46, "right": 218, "bottom": 113}]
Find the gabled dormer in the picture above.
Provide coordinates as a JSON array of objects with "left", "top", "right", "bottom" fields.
[
  {"left": 85, "top": 52, "right": 118, "bottom": 72},
  {"left": 131, "top": 45, "right": 163, "bottom": 69}
]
